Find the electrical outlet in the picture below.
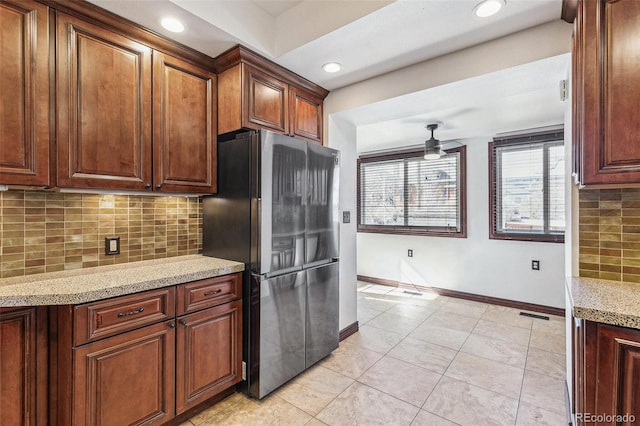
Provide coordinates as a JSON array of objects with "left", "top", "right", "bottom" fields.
[
  {"left": 105, "top": 236, "right": 120, "bottom": 255},
  {"left": 342, "top": 211, "right": 351, "bottom": 223},
  {"left": 532, "top": 260, "right": 540, "bottom": 270},
  {"left": 408, "top": 249, "right": 413, "bottom": 257}
]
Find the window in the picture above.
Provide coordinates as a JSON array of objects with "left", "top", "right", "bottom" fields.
[
  {"left": 358, "top": 147, "right": 466, "bottom": 237},
  {"left": 489, "top": 130, "right": 565, "bottom": 243}
]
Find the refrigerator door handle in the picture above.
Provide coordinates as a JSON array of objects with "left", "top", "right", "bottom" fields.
[{"left": 264, "top": 266, "right": 303, "bottom": 279}]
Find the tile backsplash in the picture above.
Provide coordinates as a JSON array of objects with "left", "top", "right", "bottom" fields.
[
  {"left": 579, "top": 188, "right": 640, "bottom": 282},
  {"left": 0, "top": 191, "right": 202, "bottom": 278}
]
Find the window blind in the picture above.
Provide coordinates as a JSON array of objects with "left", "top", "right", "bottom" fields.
[
  {"left": 490, "top": 131, "right": 565, "bottom": 242},
  {"left": 358, "top": 148, "right": 465, "bottom": 236}
]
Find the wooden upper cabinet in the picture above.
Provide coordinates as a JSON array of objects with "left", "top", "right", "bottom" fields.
[
  {"left": 56, "top": 12, "right": 152, "bottom": 191},
  {"left": 244, "top": 65, "right": 289, "bottom": 134},
  {"left": 153, "top": 52, "right": 217, "bottom": 193},
  {"left": 574, "top": 0, "right": 640, "bottom": 187},
  {"left": 0, "top": 0, "right": 50, "bottom": 186},
  {"left": 290, "top": 86, "right": 323, "bottom": 143},
  {"left": 216, "top": 46, "right": 328, "bottom": 144},
  {"left": 218, "top": 64, "right": 288, "bottom": 135}
]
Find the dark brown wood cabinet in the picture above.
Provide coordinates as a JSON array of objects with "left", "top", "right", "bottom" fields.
[
  {"left": 571, "top": 318, "right": 640, "bottom": 425},
  {"left": 56, "top": 11, "right": 153, "bottom": 191},
  {"left": 176, "top": 300, "right": 242, "bottom": 414},
  {"left": 153, "top": 52, "right": 217, "bottom": 194},
  {"left": 52, "top": 273, "right": 242, "bottom": 425},
  {"left": 0, "top": 307, "right": 48, "bottom": 426},
  {"left": 73, "top": 321, "right": 176, "bottom": 426},
  {"left": 216, "top": 46, "right": 328, "bottom": 144},
  {"left": 290, "top": 86, "right": 323, "bottom": 143},
  {"left": 569, "top": 0, "right": 640, "bottom": 187},
  {"left": 0, "top": 0, "right": 51, "bottom": 186},
  {"left": 55, "top": 7, "right": 218, "bottom": 194}
]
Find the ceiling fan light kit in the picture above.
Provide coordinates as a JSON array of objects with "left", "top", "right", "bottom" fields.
[{"left": 423, "top": 123, "right": 446, "bottom": 160}]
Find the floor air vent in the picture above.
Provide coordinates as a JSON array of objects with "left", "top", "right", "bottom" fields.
[{"left": 519, "top": 312, "right": 549, "bottom": 320}]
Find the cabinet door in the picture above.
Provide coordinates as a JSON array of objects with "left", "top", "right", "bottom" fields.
[
  {"left": 56, "top": 12, "right": 152, "bottom": 190},
  {"left": 579, "top": 0, "right": 640, "bottom": 186},
  {"left": 243, "top": 64, "right": 289, "bottom": 134},
  {"left": 73, "top": 321, "right": 175, "bottom": 426},
  {"left": 290, "top": 86, "right": 323, "bottom": 144},
  {"left": 176, "top": 300, "right": 242, "bottom": 414},
  {"left": 153, "top": 52, "right": 217, "bottom": 194},
  {"left": 0, "top": 307, "right": 47, "bottom": 426},
  {"left": 0, "top": 0, "right": 50, "bottom": 186},
  {"left": 591, "top": 322, "right": 640, "bottom": 423}
]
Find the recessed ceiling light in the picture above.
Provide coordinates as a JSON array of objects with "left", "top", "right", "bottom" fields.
[
  {"left": 473, "top": 0, "right": 505, "bottom": 18},
  {"left": 322, "top": 62, "right": 342, "bottom": 73},
  {"left": 160, "top": 17, "right": 185, "bottom": 33}
]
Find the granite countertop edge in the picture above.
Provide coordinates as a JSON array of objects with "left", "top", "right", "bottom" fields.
[
  {"left": 0, "top": 255, "right": 244, "bottom": 307},
  {"left": 567, "top": 276, "right": 640, "bottom": 330}
]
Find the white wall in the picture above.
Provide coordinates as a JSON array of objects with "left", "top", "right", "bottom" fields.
[
  {"left": 324, "top": 20, "right": 573, "bottom": 329},
  {"left": 329, "top": 116, "right": 359, "bottom": 330},
  {"left": 357, "top": 138, "right": 566, "bottom": 308}
]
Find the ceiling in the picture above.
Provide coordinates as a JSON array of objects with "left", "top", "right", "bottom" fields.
[{"left": 87, "top": 0, "right": 568, "bottom": 149}]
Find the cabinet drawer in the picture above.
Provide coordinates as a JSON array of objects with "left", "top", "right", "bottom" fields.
[
  {"left": 177, "top": 273, "right": 242, "bottom": 315},
  {"left": 74, "top": 287, "right": 175, "bottom": 346}
]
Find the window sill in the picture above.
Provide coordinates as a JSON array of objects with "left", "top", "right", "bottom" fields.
[{"left": 357, "top": 225, "right": 466, "bottom": 238}]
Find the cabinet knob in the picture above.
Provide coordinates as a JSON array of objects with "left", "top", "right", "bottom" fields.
[
  {"left": 180, "top": 319, "right": 187, "bottom": 326},
  {"left": 145, "top": 183, "right": 151, "bottom": 189},
  {"left": 156, "top": 183, "right": 163, "bottom": 189},
  {"left": 169, "top": 322, "right": 176, "bottom": 329}
]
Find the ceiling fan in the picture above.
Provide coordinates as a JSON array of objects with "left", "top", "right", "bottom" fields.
[{"left": 423, "top": 123, "right": 446, "bottom": 160}]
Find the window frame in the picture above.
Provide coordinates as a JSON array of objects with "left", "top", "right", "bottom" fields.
[
  {"left": 357, "top": 146, "right": 467, "bottom": 238},
  {"left": 489, "top": 130, "right": 565, "bottom": 243}
]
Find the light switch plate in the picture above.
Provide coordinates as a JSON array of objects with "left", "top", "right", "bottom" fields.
[
  {"left": 105, "top": 236, "right": 120, "bottom": 255},
  {"left": 343, "top": 211, "right": 351, "bottom": 223}
]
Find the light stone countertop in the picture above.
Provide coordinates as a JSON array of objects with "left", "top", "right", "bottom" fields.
[
  {"left": 0, "top": 255, "right": 244, "bottom": 307},
  {"left": 567, "top": 276, "right": 640, "bottom": 329}
]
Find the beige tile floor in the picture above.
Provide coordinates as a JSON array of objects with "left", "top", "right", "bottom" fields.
[{"left": 183, "top": 282, "right": 567, "bottom": 426}]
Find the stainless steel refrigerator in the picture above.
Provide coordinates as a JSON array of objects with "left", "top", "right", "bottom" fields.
[{"left": 202, "top": 130, "right": 340, "bottom": 399}]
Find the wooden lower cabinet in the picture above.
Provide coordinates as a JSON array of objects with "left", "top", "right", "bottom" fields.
[
  {"left": 176, "top": 300, "right": 242, "bottom": 414},
  {"left": 73, "top": 320, "right": 176, "bottom": 426},
  {"left": 0, "top": 307, "right": 48, "bottom": 426},
  {"left": 52, "top": 274, "right": 243, "bottom": 425},
  {"left": 572, "top": 319, "right": 640, "bottom": 425}
]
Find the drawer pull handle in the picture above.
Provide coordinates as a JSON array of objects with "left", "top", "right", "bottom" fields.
[
  {"left": 117, "top": 307, "right": 145, "bottom": 318},
  {"left": 204, "top": 289, "right": 223, "bottom": 297}
]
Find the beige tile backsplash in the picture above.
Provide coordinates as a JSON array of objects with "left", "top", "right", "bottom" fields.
[
  {"left": 578, "top": 188, "right": 640, "bottom": 282},
  {"left": 0, "top": 191, "right": 202, "bottom": 278}
]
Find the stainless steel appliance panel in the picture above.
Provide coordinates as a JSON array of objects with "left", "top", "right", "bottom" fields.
[
  {"left": 202, "top": 132, "right": 252, "bottom": 263},
  {"left": 260, "top": 132, "right": 307, "bottom": 276},
  {"left": 258, "top": 270, "right": 306, "bottom": 398},
  {"left": 305, "top": 262, "right": 339, "bottom": 367},
  {"left": 305, "top": 143, "right": 340, "bottom": 267}
]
